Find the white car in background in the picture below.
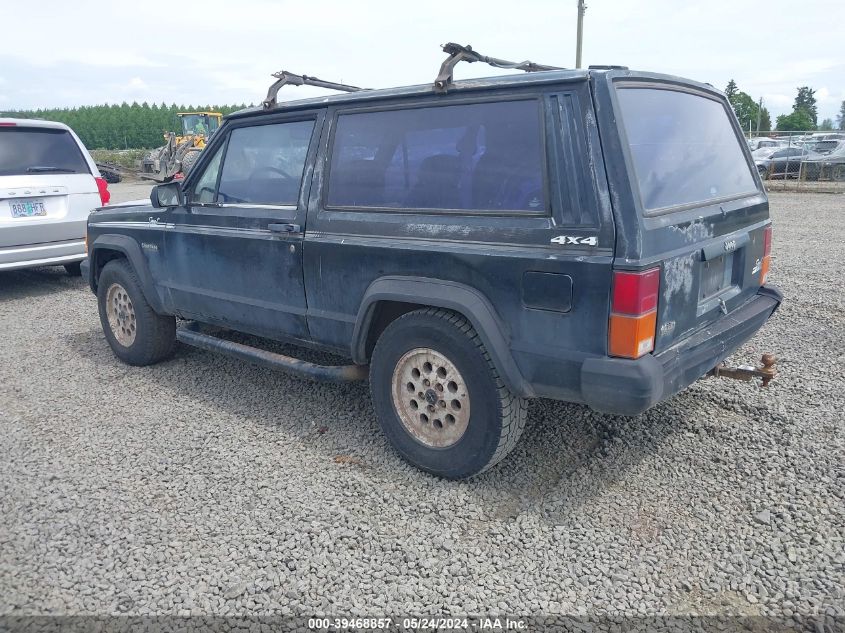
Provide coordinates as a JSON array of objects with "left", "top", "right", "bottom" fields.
[
  {"left": 0, "top": 118, "right": 110, "bottom": 275},
  {"left": 747, "top": 137, "right": 782, "bottom": 151}
]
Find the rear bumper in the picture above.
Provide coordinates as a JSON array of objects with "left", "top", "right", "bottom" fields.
[
  {"left": 0, "top": 239, "right": 86, "bottom": 271},
  {"left": 580, "top": 285, "right": 783, "bottom": 416}
]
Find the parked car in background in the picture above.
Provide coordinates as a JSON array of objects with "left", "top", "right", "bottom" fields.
[
  {"left": 0, "top": 118, "right": 109, "bottom": 274},
  {"left": 752, "top": 146, "right": 781, "bottom": 160},
  {"left": 756, "top": 146, "right": 822, "bottom": 179},
  {"left": 808, "top": 133, "right": 845, "bottom": 142},
  {"left": 803, "top": 138, "right": 843, "bottom": 155},
  {"left": 747, "top": 137, "right": 782, "bottom": 151},
  {"left": 802, "top": 144, "right": 845, "bottom": 181}
]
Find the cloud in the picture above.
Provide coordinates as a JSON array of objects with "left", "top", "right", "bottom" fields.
[
  {"left": 126, "top": 77, "right": 148, "bottom": 90},
  {"left": 762, "top": 93, "right": 793, "bottom": 109},
  {"left": 6, "top": 50, "right": 165, "bottom": 69}
]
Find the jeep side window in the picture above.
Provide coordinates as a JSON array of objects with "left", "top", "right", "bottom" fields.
[
  {"left": 327, "top": 100, "right": 546, "bottom": 213},
  {"left": 216, "top": 121, "right": 315, "bottom": 206},
  {"left": 192, "top": 144, "right": 224, "bottom": 204}
]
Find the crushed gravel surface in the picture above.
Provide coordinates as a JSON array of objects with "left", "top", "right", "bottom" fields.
[{"left": 0, "top": 191, "right": 842, "bottom": 622}]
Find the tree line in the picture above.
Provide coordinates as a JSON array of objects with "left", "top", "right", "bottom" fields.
[
  {"left": 726, "top": 80, "right": 845, "bottom": 133},
  {"left": 0, "top": 102, "right": 251, "bottom": 150},
  {"left": 4, "top": 87, "right": 844, "bottom": 147}
]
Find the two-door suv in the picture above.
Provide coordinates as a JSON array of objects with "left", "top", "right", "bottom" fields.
[{"left": 82, "top": 45, "right": 782, "bottom": 479}]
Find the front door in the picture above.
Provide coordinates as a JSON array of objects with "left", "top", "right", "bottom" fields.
[{"left": 164, "top": 114, "right": 322, "bottom": 341}]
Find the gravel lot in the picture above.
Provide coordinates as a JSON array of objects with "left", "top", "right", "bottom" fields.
[{"left": 0, "top": 190, "right": 842, "bottom": 623}]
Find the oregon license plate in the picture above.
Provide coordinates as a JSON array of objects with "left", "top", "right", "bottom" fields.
[{"left": 10, "top": 199, "right": 47, "bottom": 218}]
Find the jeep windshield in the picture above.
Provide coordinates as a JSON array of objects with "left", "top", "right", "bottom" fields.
[{"left": 615, "top": 85, "right": 758, "bottom": 215}]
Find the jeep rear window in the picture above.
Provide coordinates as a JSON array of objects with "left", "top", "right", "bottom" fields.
[
  {"left": 0, "top": 126, "right": 90, "bottom": 176},
  {"left": 616, "top": 87, "right": 757, "bottom": 213},
  {"left": 327, "top": 100, "right": 546, "bottom": 213}
]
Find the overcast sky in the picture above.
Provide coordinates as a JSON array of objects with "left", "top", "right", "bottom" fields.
[{"left": 0, "top": 0, "right": 842, "bottom": 123}]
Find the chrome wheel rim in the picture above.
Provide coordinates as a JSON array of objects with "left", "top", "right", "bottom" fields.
[
  {"left": 106, "top": 283, "right": 136, "bottom": 347},
  {"left": 391, "top": 347, "right": 470, "bottom": 448}
]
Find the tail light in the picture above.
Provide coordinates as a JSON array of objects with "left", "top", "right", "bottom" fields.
[
  {"left": 608, "top": 268, "right": 660, "bottom": 359},
  {"left": 760, "top": 225, "right": 772, "bottom": 284},
  {"left": 95, "top": 176, "right": 110, "bottom": 205}
]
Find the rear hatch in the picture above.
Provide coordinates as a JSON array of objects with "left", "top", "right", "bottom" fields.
[
  {"left": 0, "top": 124, "right": 99, "bottom": 248},
  {"left": 605, "top": 77, "right": 770, "bottom": 352}
]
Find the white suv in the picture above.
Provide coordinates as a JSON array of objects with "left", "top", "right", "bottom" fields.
[{"left": 0, "top": 118, "right": 110, "bottom": 275}]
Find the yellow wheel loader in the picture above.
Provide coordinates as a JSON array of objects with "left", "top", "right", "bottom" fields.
[{"left": 141, "top": 111, "right": 222, "bottom": 181}]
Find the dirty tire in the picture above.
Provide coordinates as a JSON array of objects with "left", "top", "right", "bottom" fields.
[
  {"left": 370, "top": 308, "right": 527, "bottom": 479},
  {"left": 180, "top": 149, "right": 201, "bottom": 174},
  {"left": 64, "top": 262, "right": 82, "bottom": 276},
  {"left": 97, "top": 259, "right": 176, "bottom": 366}
]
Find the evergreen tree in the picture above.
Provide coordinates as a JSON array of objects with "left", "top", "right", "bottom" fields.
[
  {"left": 793, "top": 86, "right": 818, "bottom": 127},
  {"left": 759, "top": 107, "right": 772, "bottom": 132},
  {"left": 723, "top": 80, "right": 762, "bottom": 132}
]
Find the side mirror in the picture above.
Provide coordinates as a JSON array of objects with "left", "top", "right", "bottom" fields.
[{"left": 150, "top": 182, "right": 184, "bottom": 208}]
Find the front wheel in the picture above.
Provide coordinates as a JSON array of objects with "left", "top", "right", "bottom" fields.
[
  {"left": 96, "top": 259, "right": 176, "bottom": 366},
  {"left": 369, "top": 308, "right": 527, "bottom": 479},
  {"left": 180, "top": 149, "right": 201, "bottom": 174}
]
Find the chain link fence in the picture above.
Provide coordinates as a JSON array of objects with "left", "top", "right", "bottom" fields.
[{"left": 745, "top": 131, "right": 845, "bottom": 193}]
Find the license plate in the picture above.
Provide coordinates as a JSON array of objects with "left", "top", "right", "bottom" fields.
[
  {"left": 700, "top": 254, "right": 733, "bottom": 300},
  {"left": 10, "top": 199, "right": 47, "bottom": 218}
]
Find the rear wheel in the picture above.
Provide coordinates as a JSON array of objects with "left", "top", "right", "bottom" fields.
[
  {"left": 64, "top": 262, "right": 82, "bottom": 276},
  {"left": 96, "top": 259, "right": 175, "bottom": 366},
  {"left": 369, "top": 308, "right": 527, "bottom": 479}
]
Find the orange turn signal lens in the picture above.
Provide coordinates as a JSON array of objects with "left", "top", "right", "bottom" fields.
[
  {"left": 760, "top": 254, "right": 770, "bottom": 285},
  {"left": 608, "top": 311, "right": 657, "bottom": 359}
]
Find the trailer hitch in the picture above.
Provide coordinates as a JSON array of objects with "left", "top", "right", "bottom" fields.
[{"left": 709, "top": 354, "right": 777, "bottom": 387}]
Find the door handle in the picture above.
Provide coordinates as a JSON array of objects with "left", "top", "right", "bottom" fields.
[{"left": 268, "top": 223, "right": 301, "bottom": 234}]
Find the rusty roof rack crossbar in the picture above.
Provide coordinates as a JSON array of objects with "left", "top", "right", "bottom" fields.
[
  {"left": 434, "top": 42, "right": 565, "bottom": 93},
  {"left": 263, "top": 71, "right": 367, "bottom": 109}
]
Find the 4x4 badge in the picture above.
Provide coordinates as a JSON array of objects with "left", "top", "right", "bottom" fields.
[{"left": 550, "top": 235, "right": 598, "bottom": 246}]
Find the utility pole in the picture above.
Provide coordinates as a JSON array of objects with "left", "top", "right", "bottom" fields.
[
  {"left": 756, "top": 97, "right": 763, "bottom": 135},
  {"left": 576, "top": 0, "right": 587, "bottom": 69}
]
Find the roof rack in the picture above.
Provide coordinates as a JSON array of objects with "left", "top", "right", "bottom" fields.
[
  {"left": 434, "top": 42, "right": 564, "bottom": 93},
  {"left": 263, "top": 71, "right": 367, "bottom": 109}
]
